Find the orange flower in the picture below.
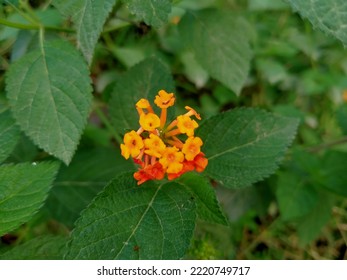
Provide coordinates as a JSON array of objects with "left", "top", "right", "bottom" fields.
[
  {"left": 134, "top": 162, "right": 165, "bottom": 185},
  {"left": 192, "top": 152, "right": 208, "bottom": 172},
  {"left": 343, "top": 90, "right": 347, "bottom": 102},
  {"left": 159, "top": 147, "right": 184, "bottom": 173},
  {"left": 177, "top": 115, "right": 198, "bottom": 136},
  {"left": 139, "top": 113, "right": 160, "bottom": 131},
  {"left": 120, "top": 130, "right": 144, "bottom": 159},
  {"left": 185, "top": 106, "right": 201, "bottom": 120},
  {"left": 154, "top": 90, "right": 175, "bottom": 128},
  {"left": 144, "top": 134, "right": 166, "bottom": 158},
  {"left": 136, "top": 98, "right": 153, "bottom": 115},
  {"left": 167, "top": 161, "right": 195, "bottom": 180},
  {"left": 154, "top": 90, "right": 175, "bottom": 109},
  {"left": 182, "top": 136, "right": 203, "bottom": 161},
  {"left": 120, "top": 90, "right": 207, "bottom": 185}
]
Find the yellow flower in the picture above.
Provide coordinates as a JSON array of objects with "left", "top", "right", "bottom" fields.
[
  {"left": 154, "top": 90, "right": 175, "bottom": 109},
  {"left": 136, "top": 98, "right": 151, "bottom": 109},
  {"left": 343, "top": 90, "right": 347, "bottom": 102},
  {"left": 177, "top": 115, "right": 198, "bottom": 136},
  {"left": 139, "top": 113, "right": 160, "bottom": 131},
  {"left": 136, "top": 98, "right": 153, "bottom": 115},
  {"left": 144, "top": 134, "right": 166, "bottom": 158},
  {"left": 159, "top": 147, "right": 184, "bottom": 173},
  {"left": 120, "top": 90, "right": 208, "bottom": 185},
  {"left": 182, "top": 136, "right": 203, "bottom": 161},
  {"left": 185, "top": 106, "right": 201, "bottom": 120},
  {"left": 120, "top": 130, "right": 144, "bottom": 159}
]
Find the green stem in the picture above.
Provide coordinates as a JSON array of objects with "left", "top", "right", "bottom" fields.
[
  {"left": 0, "top": 17, "right": 39, "bottom": 30},
  {"left": 307, "top": 136, "right": 347, "bottom": 153},
  {"left": 0, "top": 17, "right": 74, "bottom": 33},
  {"left": 94, "top": 106, "right": 123, "bottom": 144}
]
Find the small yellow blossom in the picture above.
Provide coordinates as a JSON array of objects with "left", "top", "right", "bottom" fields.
[
  {"left": 120, "top": 130, "right": 144, "bottom": 159},
  {"left": 159, "top": 147, "right": 184, "bottom": 173},
  {"left": 154, "top": 90, "right": 175, "bottom": 109},
  {"left": 144, "top": 134, "right": 166, "bottom": 158},
  {"left": 120, "top": 89, "right": 208, "bottom": 185},
  {"left": 139, "top": 113, "right": 160, "bottom": 131},
  {"left": 343, "top": 90, "right": 347, "bottom": 102},
  {"left": 182, "top": 136, "right": 203, "bottom": 161},
  {"left": 177, "top": 115, "right": 198, "bottom": 136},
  {"left": 136, "top": 98, "right": 151, "bottom": 109},
  {"left": 185, "top": 106, "right": 201, "bottom": 120}
]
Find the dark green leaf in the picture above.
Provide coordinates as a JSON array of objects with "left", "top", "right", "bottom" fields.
[
  {"left": 46, "top": 147, "right": 135, "bottom": 228},
  {"left": 0, "top": 110, "right": 20, "bottom": 164},
  {"left": 286, "top": 0, "right": 347, "bottom": 46},
  {"left": 276, "top": 171, "right": 319, "bottom": 221},
  {"left": 125, "top": 0, "right": 171, "bottom": 28},
  {"left": 179, "top": 173, "right": 227, "bottom": 225},
  {"left": 198, "top": 108, "right": 299, "bottom": 188},
  {"left": 109, "top": 57, "right": 175, "bottom": 136},
  {"left": 0, "top": 161, "right": 60, "bottom": 236},
  {"left": 297, "top": 191, "right": 334, "bottom": 246},
  {"left": 53, "top": 0, "right": 117, "bottom": 64},
  {"left": 179, "top": 9, "right": 252, "bottom": 94},
  {"left": 321, "top": 151, "right": 347, "bottom": 197},
  {"left": 217, "top": 183, "right": 274, "bottom": 222},
  {"left": 6, "top": 39, "right": 92, "bottom": 164},
  {"left": 66, "top": 173, "right": 196, "bottom": 260},
  {"left": 0, "top": 235, "right": 68, "bottom": 260}
]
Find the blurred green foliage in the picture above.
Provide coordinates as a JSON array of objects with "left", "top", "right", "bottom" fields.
[{"left": 0, "top": 0, "right": 347, "bottom": 259}]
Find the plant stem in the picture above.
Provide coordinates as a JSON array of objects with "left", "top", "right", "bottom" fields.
[
  {"left": 94, "top": 106, "right": 123, "bottom": 144},
  {"left": 0, "top": 18, "right": 74, "bottom": 33},
  {"left": 0, "top": 17, "right": 39, "bottom": 30},
  {"left": 307, "top": 136, "right": 347, "bottom": 153}
]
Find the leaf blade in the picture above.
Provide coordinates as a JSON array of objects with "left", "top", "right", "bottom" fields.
[
  {"left": 0, "top": 161, "right": 60, "bottom": 236},
  {"left": 66, "top": 173, "right": 196, "bottom": 260},
  {"left": 198, "top": 108, "right": 299, "bottom": 188},
  {"left": 179, "top": 9, "right": 252, "bottom": 94},
  {"left": 286, "top": 0, "right": 347, "bottom": 46},
  {"left": 0, "top": 235, "right": 68, "bottom": 260},
  {"left": 46, "top": 147, "right": 135, "bottom": 228},
  {"left": 179, "top": 173, "right": 227, "bottom": 225},
  {"left": 125, "top": 0, "right": 171, "bottom": 28},
  {"left": 53, "top": 0, "right": 117, "bottom": 63},
  {"left": 6, "top": 39, "right": 92, "bottom": 164},
  {"left": 0, "top": 110, "right": 20, "bottom": 164}
]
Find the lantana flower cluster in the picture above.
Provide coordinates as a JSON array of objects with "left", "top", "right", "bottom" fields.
[{"left": 120, "top": 90, "right": 208, "bottom": 185}]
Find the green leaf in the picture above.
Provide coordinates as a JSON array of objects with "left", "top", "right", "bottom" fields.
[
  {"left": 125, "top": 0, "right": 171, "bottom": 28},
  {"left": 46, "top": 147, "right": 135, "bottom": 228},
  {"left": 53, "top": 0, "right": 117, "bottom": 64},
  {"left": 109, "top": 57, "right": 175, "bottom": 136},
  {"left": 6, "top": 39, "right": 92, "bottom": 165},
  {"left": 321, "top": 151, "right": 347, "bottom": 197},
  {"left": 66, "top": 173, "right": 196, "bottom": 260},
  {"left": 0, "top": 161, "right": 60, "bottom": 236},
  {"left": 178, "top": 173, "right": 227, "bottom": 225},
  {"left": 1, "top": 0, "right": 19, "bottom": 7},
  {"left": 198, "top": 108, "right": 299, "bottom": 188},
  {"left": 217, "top": 183, "right": 274, "bottom": 222},
  {"left": 286, "top": 0, "right": 347, "bottom": 46},
  {"left": 0, "top": 235, "right": 68, "bottom": 260},
  {"left": 276, "top": 172, "right": 319, "bottom": 221},
  {"left": 248, "top": 0, "right": 289, "bottom": 10},
  {"left": 179, "top": 9, "right": 252, "bottom": 95},
  {"left": 297, "top": 191, "right": 334, "bottom": 246},
  {"left": 0, "top": 110, "right": 20, "bottom": 164}
]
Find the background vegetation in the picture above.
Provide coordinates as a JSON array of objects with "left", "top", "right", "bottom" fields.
[{"left": 0, "top": 0, "right": 347, "bottom": 259}]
